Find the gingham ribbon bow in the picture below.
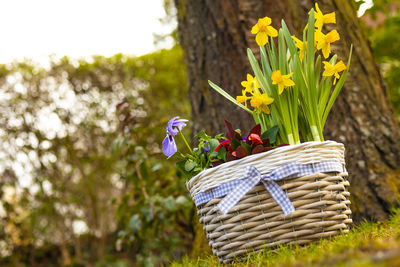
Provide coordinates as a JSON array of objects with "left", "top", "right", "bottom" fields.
[{"left": 218, "top": 163, "right": 298, "bottom": 216}]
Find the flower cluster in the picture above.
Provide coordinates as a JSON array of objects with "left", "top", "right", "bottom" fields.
[
  {"left": 209, "top": 2, "right": 352, "bottom": 145},
  {"left": 162, "top": 118, "right": 281, "bottom": 175},
  {"left": 236, "top": 74, "right": 274, "bottom": 114}
]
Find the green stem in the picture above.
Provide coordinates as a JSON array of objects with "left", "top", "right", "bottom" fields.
[
  {"left": 178, "top": 129, "right": 193, "bottom": 153},
  {"left": 311, "top": 125, "right": 321, "bottom": 142}
]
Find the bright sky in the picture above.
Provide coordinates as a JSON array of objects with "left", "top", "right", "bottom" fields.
[
  {"left": 0, "top": 0, "right": 173, "bottom": 65},
  {"left": 0, "top": 0, "right": 372, "bottom": 66}
]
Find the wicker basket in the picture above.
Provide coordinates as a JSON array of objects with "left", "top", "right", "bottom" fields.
[{"left": 187, "top": 141, "right": 352, "bottom": 263}]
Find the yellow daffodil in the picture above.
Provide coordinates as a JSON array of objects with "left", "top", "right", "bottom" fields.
[
  {"left": 315, "top": 29, "right": 340, "bottom": 58},
  {"left": 241, "top": 74, "right": 260, "bottom": 93},
  {"left": 322, "top": 60, "right": 346, "bottom": 85},
  {"left": 250, "top": 92, "right": 274, "bottom": 114},
  {"left": 271, "top": 70, "right": 295, "bottom": 95},
  {"left": 314, "top": 3, "right": 336, "bottom": 30},
  {"left": 236, "top": 90, "right": 250, "bottom": 107},
  {"left": 251, "top": 16, "right": 278, "bottom": 46},
  {"left": 292, "top": 36, "right": 307, "bottom": 61}
]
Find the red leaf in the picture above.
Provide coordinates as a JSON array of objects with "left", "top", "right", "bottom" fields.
[
  {"left": 277, "top": 144, "right": 289, "bottom": 147},
  {"left": 212, "top": 161, "right": 223, "bottom": 167},
  {"left": 233, "top": 146, "right": 248, "bottom": 158},
  {"left": 232, "top": 131, "right": 242, "bottom": 141},
  {"left": 252, "top": 144, "right": 265, "bottom": 154},
  {"left": 248, "top": 124, "right": 261, "bottom": 136},
  {"left": 262, "top": 138, "right": 270, "bottom": 147},
  {"left": 226, "top": 152, "right": 236, "bottom": 162},
  {"left": 224, "top": 120, "right": 234, "bottom": 140}
]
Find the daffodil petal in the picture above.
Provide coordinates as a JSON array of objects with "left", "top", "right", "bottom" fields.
[
  {"left": 322, "top": 45, "right": 330, "bottom": 58},
  {"left": 315, "top": 3, "right": 322, "bottom": 14},
  {"left": 335, "top": 61, "right": 347, "bottom": 72},
  {"left": 284, "top": 79, "right": 295, "bottom": 87},
  {"left": 256, "top": 32, "right": 268, "bottom": 46},
  {"left": 324, "top": 12, "right": 336, "bottom": 24},
  {"left": 251, "top": 24, "right": 259, "bottom": 34},
  {"left": 247, "top": 73, "right": 253, "bottom": 81},
  {"left": 260, "top": 16, "right": 272, "bottom": 26},
  {"left": 283, "top": 72, "right": 294, "bottom": 79},
  {"left": 315, "top": 20, "right": 323, "bottom": 30},
  {"left": 266, "top": 26, "right": 278, "bottom": 37},
  {"left": 326, "top": 30, "right": 340, "bottom": 43},
  {"left": 278, "top": 84, "right": 284, "bottom": 95}
]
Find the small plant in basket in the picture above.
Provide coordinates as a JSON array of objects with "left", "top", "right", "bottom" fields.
[{"left": 162, "top": 117, "right": 282, "bottom": 175}]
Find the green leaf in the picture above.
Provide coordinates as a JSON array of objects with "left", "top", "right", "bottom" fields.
[
  {"left": 168, "top": 151, "right": 185, "bottom": 160},
  {"left": 210, "top": 151, "right": 218, "bottom": 158},
  {"left": 322, "top": 45, "right": 353, "bottom": 126},
  {"left": 208, "top": 80, "right": 252, "bottom": 113},
  {"left": 176, "top": 195, "right": 192, "bottom": 209},
  {"left": 176, "top": 160, "right": 187, "bottom": 173},
  {"left": 217, "top": 146, "right": 227, "bottom": 162},
  {"left": 315, "top": 55, "right": 321, "bottom": 88},
  {"left": 230, "top": 138, "right": 241, "bottom": 151},
  {"left": 247, "top": 48, "right": 271, "bottom": 93},
  {"left": 259, "top": 46, "right": 274, "bottom": 94},
  {"left": 194, "top": 130, "right": 208, "bottom": 140},
  {"left": 129, "top": 214, "right": 141, "bottom": 232},
  {"left": 184, "top": 160, "right": 196, "bottom": 172},
  {"left": 139, "top": 161, "right": 149, "bottom": 180},
  {"left": 278, "top": 29, "right": 287, "bottom": 72},
  {"left": 261, "top": 125, "right": 279, "bottom": 144},
  {"left": 281, "top": 20, "right": 297, "bottom": 55},
  {"left": 269, "top": 36, "right": 279, "bottom": 70},
  {"left": 163, "top": 196, "right": 176, "bottom": 212},
  {"left": 151, "top": 163, "right": 163, "bottom": 172},
  {"left": 209, "top": 139, "right": 220, "bottom": 151}
]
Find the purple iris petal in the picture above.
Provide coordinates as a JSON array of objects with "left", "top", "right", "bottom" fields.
[
  {"left": 162, "top": 134, "right": 177, "bottom": 157},
  {"left": 167, "top": 116, "right": 188, "bottom": 136}
]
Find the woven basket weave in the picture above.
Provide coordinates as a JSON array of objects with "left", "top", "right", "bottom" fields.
[{"left": 187, "top": 141, "right": 352, "bottom": 263}]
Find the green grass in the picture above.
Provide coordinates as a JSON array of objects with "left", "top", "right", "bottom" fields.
[{"left": 171, "top": 209, "right": 400, "bottom": 266}]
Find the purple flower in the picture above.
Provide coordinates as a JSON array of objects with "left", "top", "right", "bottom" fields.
[
  {"left": 202, "top": 141, "right": 210, "bottom": 152},
  {"left": 162, "top": 133, "right": 177, "bottom": 157},
  {"left": 162, "top": 117, "right": 188, "bottom": 157},
  {"left": 167, "top": 116, "right": 188, "bottom": 136}
]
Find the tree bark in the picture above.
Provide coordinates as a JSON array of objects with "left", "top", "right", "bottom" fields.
[{"left": 176, "top": 0, "right": 400, "bottom": 223}]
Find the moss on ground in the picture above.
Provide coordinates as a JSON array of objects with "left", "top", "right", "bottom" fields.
[{"left": 171, "top": 209, "right": 400, "bottom": 266}]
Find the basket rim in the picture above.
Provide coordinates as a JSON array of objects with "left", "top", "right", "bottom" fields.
[{"left": 186, "top": 140, "right": 345, "bottom": 194}]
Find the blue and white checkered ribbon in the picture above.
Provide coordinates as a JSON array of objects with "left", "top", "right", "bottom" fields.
[{"left": 193, "top": 160, "right": 345, "bottom": 216}]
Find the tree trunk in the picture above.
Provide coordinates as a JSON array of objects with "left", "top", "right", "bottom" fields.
[{"left": 176, "top": 0, "right": 400, "bottom": 223}]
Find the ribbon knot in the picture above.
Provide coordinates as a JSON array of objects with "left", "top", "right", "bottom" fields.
[{"left": 217, "top": 164, "right": 298, "bottom": 216}]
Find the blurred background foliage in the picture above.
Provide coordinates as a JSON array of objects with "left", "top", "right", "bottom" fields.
[
  {"left": 0, "top": 1, "right": 400, "bottom": 266},
  {"left": 360, "top": 0, "right": 400, "bottom": 118},
  {"left": 0, "top": 45, "right": 191, "bottom": 266}
]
